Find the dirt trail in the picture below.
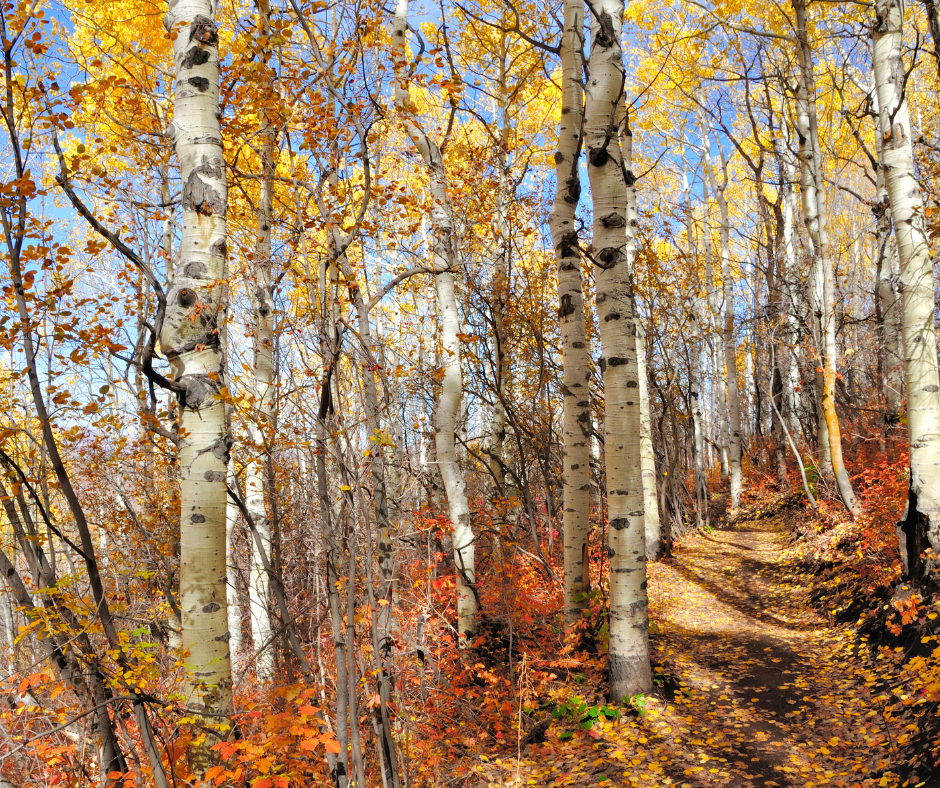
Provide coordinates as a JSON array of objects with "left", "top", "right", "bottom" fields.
[
  {"left": 648, "top": 515, "right": 899, "bottom": 787},
  {"left": 486, "top": 514, "right": 908, "bottom": 787}
]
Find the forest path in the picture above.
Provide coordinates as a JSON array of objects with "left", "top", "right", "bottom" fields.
[
  {"left": 645, "top": 514, "right": 898, "bottom": 787},
  {"left": 484, "top": 511, "right": 903, "bottom": 788}
]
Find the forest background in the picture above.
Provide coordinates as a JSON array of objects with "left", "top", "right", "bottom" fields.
[{"left": 1, "top": 0, "right": 940, "bottom": 785}]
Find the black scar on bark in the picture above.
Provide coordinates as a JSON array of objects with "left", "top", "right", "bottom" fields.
[
  {"left": 191, "top": 514, "right": 206, "bottom": 523},
  {"left": 210, "top": 238, "right": 228, "bottom": 258},
  {"left": 601, "top": 212, "right": 626, "bottom": 228},
  {"left": 188, "top": 76, "right": 210, "bottom": 92},
  {"left": 605, "top": 311, "right": 622, "bottom": 322},
  {"left": 559, "top": 229, "right": 580, "bottom": 258},
  {"left": 202, "top": 602, "right": 221, "bottom": 614},
  {"left": 595, "top": 11, "right": 616, "bottom": 49},
  {"left": 589, "top": 146, "right": 610, "bottom": 168},
  {"left": 180, "top": 47, "right": 210, "bottom": 70},
  {"left": 564, "top": 176, "right": 581, "bottom": 205},
  {"left": 608, "top": 357, "right": 628, "bottom": 367},
  {"left": 190, "top": 15, "right": 218, "bottom": 46},
  {"left": 572, "top": 341, "right": 585, "bottom": 349},
  {"left": 597, "top": 246, "right": 621, "bottom": 268},
  {"left": 183, "top": 172, "right": 224, "bottom": 216},
  {"left": 179, "top": 288, "right": 196, "bottom": 307},
  {"left": 255, "top": 287, "right": 272, "bottom": 316},
  {"left": 610, "top": 518, "right": 629, "bottom": 531},
  {"left": 559, "top": 293, "right": 575, "bottom": 318}
]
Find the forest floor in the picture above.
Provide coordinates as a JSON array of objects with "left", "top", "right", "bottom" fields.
[{"left": 471, "top": 495, "right": 938, "bottom": 788}]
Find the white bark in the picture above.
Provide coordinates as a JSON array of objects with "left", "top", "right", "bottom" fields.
[
  {"left": 701, "top": 128, "right": 743, "bottom": 507},
  {"left": 393, "top": 0, "right": 475, "bottom": 642},
  {"left": 792, "top": 0, "right": 860, "bottom": 516},
  {"left": 636, "top": 321, "right": 662, "bottom": 557},
  {"left": 245, "top": 0, "right": 277, "bottom": 682},
  {"left": 225, "top": 459, "right": 243, "bottom": 663},
  {"left": 872, "top": 0, "right": 940, "bottom": 574},
  {"left": 585, "top": 0, "right": 651, "bottom": 700},
  {"left": 780, "top": 145, "right": 804, "bottom": 439},
  {"left": 683, "top": 160, "right": 709, "bottom": 527},
  {"left": 550, "top": 0, "right": 594, "bottom": 625},
  {"left": 162, "top": 0, "right": 232, "bottom": 741}
]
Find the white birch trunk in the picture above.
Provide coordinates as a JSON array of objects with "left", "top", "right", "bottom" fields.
[
  {"left": 585, "top": 0, "right": 651, "bottom": 700},
  {"left": 225, "top": 459, "right": 243, "bottom": 663},
  {"left": 245, "top": 0, "right": 276, "bottom": 681},
  {"left": 793, "top": 0, "right": 860, "bottom": 515},
  {"left": 701, "top": 129, "right": 743, "bottom": 507},
  {"left": 550, "top": 0, "right": 594, "bottom": 625},
  {"left": 780, "top": 151, "right": 804, "bottom": 438},
  {"left": 702, "top": 208, "right": 730, "bottom": 480},
  {"left": 870, "top": 92, "right": 905, "bottom": 418},
  {"left": 684, "top": 160, "right": 709, "bottom": 526},
  {"left": 162, "top": 0, "right": 232, "bottom": 757},
  {"left": 393, "top": 0, "right": 475, "bottom": 642},
  {"left": 636, "top": 321, "right": 662, "bottom": 557},
  {"left": 872, "top": 0, "right": 940, "bottom": 575}
]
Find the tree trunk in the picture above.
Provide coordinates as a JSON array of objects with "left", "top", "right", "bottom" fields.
[
  {"left": 161, "top": 0, "right": 232, "bottom": 760},
  {"left": 246, "top": 0, "right": 277, "bottom": 682},
  {"left": 550, "top": 0, "right": 594, "bottom": 625},
  {"left": 871, "top": 122, "right": 905, "bottom": 419},
  {"left": 872, "top": 0, "right": 940, "bottom": 576},
  {"left": 226, "top": 459, "right": 243, "bottom": 664},
  {"left": 683, "top": 161, "right": 708, "bottom": 529},
  {"left": 701, "top": 126, "right": 743, "bottom": 507},
  {"left": 792, "top": 0, "right": 860, "bottom": 516},
  {"left": 585, "top": 0, "right": 651, "bottom": 700},
  {"left": 636, "top": 321, "right": 663, "bottom": 558},
  {"left": 393, "top": 0, "right": 476, "bottom": 642},
  {"left": 923, "top": 0, "right": 940, "bottom": 78}
]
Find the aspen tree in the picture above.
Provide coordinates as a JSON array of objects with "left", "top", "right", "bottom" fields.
[
  {"left": 584, "top": 0, "right": 651, "bottom": 700},
  {"left": 791, "top": 0, "right": 860, "bottom": 517},
  {"left": 682, "top": 157, "right": 708, "bottom": 527},
  {"left": 636, "top": 321, "right": 662, "bottom": 558},
  {"left": 923, "top": 0, "right": 940, "bottom": 77},
  {"left": 162, "top": 0, "right": 232, "bottom": 748},
  {"left": 490, "top": 21, "right": 512, "bottom": 507},
  {"left": 872, "top": 0, "right": 940, "bottom": 575},
  {"left": 549, "top": 0, "right": 594, "bottom": 624},
  {"left": 245, "top": 0, "right": 276, "bottom": 683},
  {"left": 225, "top": 459, "right": 243, "bottom": 663},
  {"left": 700, "top": 124, "right": 743, "bottom": 508},
  {"left": 393, "top": 0, "right": 476, "bottom": 642}
]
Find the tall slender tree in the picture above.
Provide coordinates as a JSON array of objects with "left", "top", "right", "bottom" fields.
[
  {"left": 550, "top": 0, "right": 594, "bottom": 625},
  {"left": 162, "top": 0, "right": 233, "bottom": 762},
  {"left": 872, "top": 0, "right": 940, "bottom": 575},
  {"left": 585, "top": 0, "right": 652, "bottom": 700}
]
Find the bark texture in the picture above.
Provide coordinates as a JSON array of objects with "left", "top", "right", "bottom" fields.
[
  {"left": 585, "top": 0, "right": 652, "bottom": 700},
  {"left": 162, "top": 0, "right": 232, "bottom": 748},
  {"left": 701, "top": 128, "right": 743, "bottom": 508},
  {"left": 872, "top": 0, "right": 940, "bottom": 576},
  {"left": 246, "top": 0, "right": 277, "bottom": 682},
  {"left": 550, "top": 0, "right": 594, "bottom": 625},
  {"left": 393, "top": 0, "right": 476, "bottom": 642},
  {"left": 792, "top": 0, "right": 860, "bottom": 516}
]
